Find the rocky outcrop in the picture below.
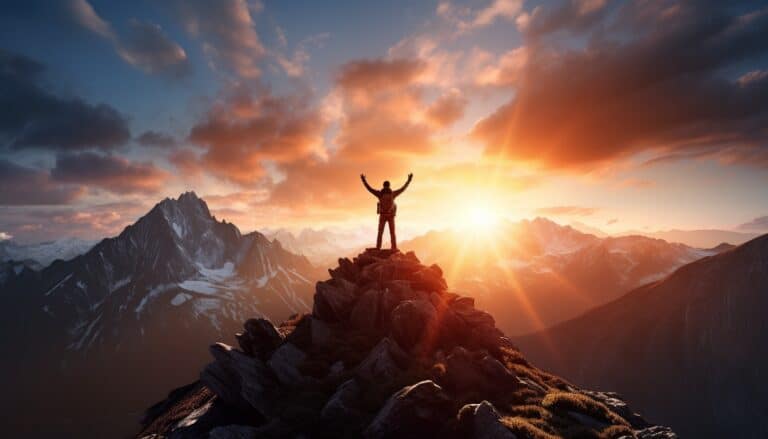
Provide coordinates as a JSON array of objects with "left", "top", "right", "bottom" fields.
[{"left": 139, "top": 248, "right": 677, "bottom": 438}]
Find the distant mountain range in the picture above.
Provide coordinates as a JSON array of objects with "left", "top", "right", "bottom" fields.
[
  {"left": 0, "top": 236, "right": 95, "bottom": 266},
  {"left": 515, "top": 233, "right": 768, "bottom": 438},
  {"left": 0, "top": 192, "right": 324, "bottom": 437},
  {"left": 400, "top": 218, "right": 720, "bottom": 335},
  {"left": 620, "top": 229, "right": 759, "bottom": 249}
]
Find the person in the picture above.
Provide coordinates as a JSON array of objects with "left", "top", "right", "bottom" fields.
[{"left": 360, "top": 172, "right": 413, "bottom": 250}]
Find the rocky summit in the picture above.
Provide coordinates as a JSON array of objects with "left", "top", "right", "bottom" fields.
[{"left": 138, "top": 249, "right": 675, "bottom": 439}]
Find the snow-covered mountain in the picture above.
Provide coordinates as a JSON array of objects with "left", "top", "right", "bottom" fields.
[
  {"left": 0, "top": 192, "right": 325, "bottom": 437},
  {"left": 0, "top": 237, "right": 95, "bottom": 266},
  {"left": 516, "top": 233, "right": 768, "bottom": 438},
  {"left": 401, "top": 218, "right": 718, "bottom": 335}
]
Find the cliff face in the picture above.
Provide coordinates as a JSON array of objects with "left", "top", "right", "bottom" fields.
[
  {"left": 138, "top": 249, "right": 676, "bottom": 438},
  {"left": 516, "top": 234, "right": 768, "bottom": 438}
]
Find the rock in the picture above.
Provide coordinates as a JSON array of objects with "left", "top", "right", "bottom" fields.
[
  {"left": 363, "top": 380, "right": 453, "bottom": 438},
  {"left": 329, "top": 360, "right": 345, "bottom": 376},
  {"left": 458, "top": 401, "right": 517, "bottom": 439},
  {"left": 635, "top": 426, "right": 678, "bottom": 439},
  {"left": 267, "top": 342, "right": 307, "bottom": 387},
  {"left": 328, "top": 257, "right": 359, "bottom": 282},
  {"left": 208, "top": 425, "right": 261, "bottom": 439},
  {"left": 582, "top": 391, "right": 649, "bottom": 429},
  {"left": 356, "top": 338, "right": 408, "bottom": 382},
  {"left": 350, "top": 289, "right": 382, "bottom": 331},
  {"left": 200, "top": 343, "right": 275, "bottom": 417},
  {"left": 380, "top": 281, "right": 421, "bottom": 316},
  {"left": 442, "top": 347, "right": 518, "bottom": 395},
  {"left": 313, "top": 279, "right": 357, "bottom": 321},
  {"left": 429, "top": 292, "right": 467, "bottom": 343},
  {"left": 389, "top": 299, "right": 438, "bottom": 350},
  {"left": 321, "top": 379, "right": 365, "bottom": 425},
  {"left": 410, "top": 264, "right": 447, "bottom": 293},
  {"left": 235, "top": 318, "right": 283, "bottom": 360},
  {"left": 310, "top": 317, "right": 334, "bottom": 348}
]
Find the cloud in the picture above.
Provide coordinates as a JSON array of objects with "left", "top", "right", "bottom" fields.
[
  {"left": 472, "top": 2, "right": 768, "bottom": 170},
  {"left": 187, "top": 88, "right": 324, "bottom": 186},
  {"left": 521, "top": 0, "right": 610, "bottom": 36},
  {"left": 535, "top": 206, "right": 599, "bottom": 216},
  {"left": 0, "top": 159, "right": 83, "bottom": 205},
  {"left": 426, "top": 89, "right": 468, "bottom": 127},
  {"left": 0, "top": 49, "right": 130, "bottom": 151},
  {"left": 738, "top": 215, "right": 768, "bottom": 231},
  {"left": 50, "top": 152, "right": 169, "bottom": 194},
  {"left": 437, "top": 0, "right": 523, "bottom": 34},
  {"left": 136, "top": 130, "right": 178, "bottom": 148},
  {"left": 607, "top": 218, "right": 618, "bottom": 225},
  {"left": 0, "top": 232, "right": 12, "bottom": 241},
  {"left": 336, "top": 58, "right": 426, "bottom": 91},
  {"left": 69, "top": 0, "right": 190, "bottom": 77},
  {"left": 176, "top": 0, "right": 265, "bottom": 79}
]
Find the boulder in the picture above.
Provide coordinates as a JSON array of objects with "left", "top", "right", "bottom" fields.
[
  {"left": 636, "top": 426, "right": 678, "bottom": 439},
  {"left": 356, "top": 338, "right": 408, "bottom": 382},
  {"left": 235, "top": 318, "right": 283, "bottom": 360},
  {"left": 363, "top": 380, "right": 453, "bottom": 438},
  {"left": 267, "top": 342, "right": 308, "bottom": 387},
  {"left": 442, "top": 347, "right": 519, "bottom": 395},
  {"left": 310, "top": 317, "right": 334, "bottom": 348},
  {"left": 457, "top": 401, "right": 517, "bottom": 439},
  {"left": 328, "top": 257, "right": 359, "bottom": 282},
  {"left": 200, "top": 343, "right": 275, "bottom": 417},
  {"left": 320, "top": 379, "right": 365, "bottom": 425},
  {"left": 389, "top": 299, "right": 438, "bottom": 350},
  {"left": 410, "top": 264, "right": 447, "bottom": 293},
  {"left": 313, "top": 279, "right": 357, "bottom": 321},
  {"left": 350, "top": 289, "right": 382, "bottom": 331}
]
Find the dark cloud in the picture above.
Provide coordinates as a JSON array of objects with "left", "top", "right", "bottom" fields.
[
  {"left": 0, "top": 49, "right": 130, "bottom": 151},
  {"left": 136, "top": 130, "right": 178, "bottom": 148},
  {"left": 535, "top": 206, "right": 599, "bottom": 216},
  {"left": 426, "top": 90, "right": 468, "bottom": 127},
  {"left": 0, "top": 159, "right": 83, "bottom": 205},
  {"left": 116, "top": 19, "right": 191, "bottom": 77},
  {"left": 473, "top": 1, "right": 768, "bottom": 170},
  {"left": 738, "top": 215, "right": 768, "bottom": 231},
  {"left": 336, "top": 58, "right": 425, "bottom": 90},
  {"left": 51, "top": 152, "right": 168, "bottom": 194}
]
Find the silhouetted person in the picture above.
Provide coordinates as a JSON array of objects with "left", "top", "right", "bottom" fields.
[{"left": 361, "top": 173, "right": 413, "bottom": 250}]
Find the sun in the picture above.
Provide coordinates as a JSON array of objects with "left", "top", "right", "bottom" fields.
[{"left": 463, "top": 204, "right": 500, "bottom": 230}]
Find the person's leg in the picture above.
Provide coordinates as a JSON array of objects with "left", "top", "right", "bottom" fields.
[
  {"left": 388, "top": 215, "right": 397, "bottom": 250},
  {"left": 376, "top": 215, "right": 385, "bottom": 249}
]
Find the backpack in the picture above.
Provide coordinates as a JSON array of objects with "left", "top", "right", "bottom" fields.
[{"left": 377, "top": 191, "right": 396, "bottom": 215}]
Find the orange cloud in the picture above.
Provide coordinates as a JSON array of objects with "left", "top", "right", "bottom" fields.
[{"left": 535, "top": 206, "right": 599, "bottom": 216}]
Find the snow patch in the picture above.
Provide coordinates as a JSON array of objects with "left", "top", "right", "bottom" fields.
[
  {"left": 172, "top": 222, "right": 184, "bottom": 239},
  {"left": 135, "top": 284, "right": 174, "bottom": 316},
  {"left": 44, "top": 273, "right": 73, "bottom": 296},
  {"left": 171, "top": 293, "right": 192, "bottom": 306}
]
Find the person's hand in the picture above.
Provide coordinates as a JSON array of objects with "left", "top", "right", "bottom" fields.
[
  {"left": 408, "top": 172, "right": 413, "bottom": 180},
  {"left": 360, "top": 173, "right": 366, "bottom": 180}
]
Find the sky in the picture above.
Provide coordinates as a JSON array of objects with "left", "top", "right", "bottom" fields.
[{"left": 1, "top": 0, "right": 767, "bottom": 244}]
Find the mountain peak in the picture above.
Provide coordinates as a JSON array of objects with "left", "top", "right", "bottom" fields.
[{"left": 139, "top": 248, "right": 675, "bottom": 438}]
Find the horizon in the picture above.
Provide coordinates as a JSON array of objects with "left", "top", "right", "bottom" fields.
[{"left": 1, "top": 0, "right": 768, "bottom": 244}]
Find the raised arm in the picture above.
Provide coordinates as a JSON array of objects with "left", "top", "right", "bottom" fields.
[
  {"left": 360, "top": 174, "right": 380, "bottom": 197},
  {"left": 393, "top": 173, "right": 413, "bottom": 197}
]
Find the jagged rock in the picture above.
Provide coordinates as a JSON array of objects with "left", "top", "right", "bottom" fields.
[
  {"left": 429, "top": 292, "right": 467, "bottom": 343},
  {"left": 310, "top": 317, "right": 334, "bottom": 348},
  {"left": 356, "top": 338, "right": 408, "bottom": 382},
  {"left": 635, "top": 426, "right": 678, "bottom": 439},
  {"left": 235, "top": 318, "right": 283, "bottom": 360},
  {"left": 363, "top": 380, "right": 453, "bottom": 438},
  {"left": 410, "top": 264, "right": 447, "bottom": 292},
  {"left": 329, "top": 257, "right": 359, "bottom": 282},
  {"left": 380, "top": 280, "right": 421, "bottom": 316},
  {"left": 350, "top": 288, "right": 382, "bottom": 331},
  {"left": 389, "top": 299, "right": 438, "bottom": 350},
  {"left": 313, "top": 279, "right": 357, "bottom": 321},
  {"left": 458, "top": 401, "right": 517, "bottom": 439},
  {"left": 582, "top": 391, "right": 649, "bottom": 429},
  {"left": 321, "top": 379, "right": 365, "bottom": 425},
  {"left": 267, "top": 342, "right": 307, "bottom": 387},
  {"left": 200, "top": 343, "right": 275, "bottom": 417},
  {"left": 208, "top": 425, "right": 261, "bottom": 439},
  {"left": 442, "top": 347, "right": 518, "bottom": 395}
]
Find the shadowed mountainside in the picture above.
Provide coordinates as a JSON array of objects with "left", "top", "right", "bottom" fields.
[
  {"left": 139, "top": 249, "right": 676, "bottom": 438},
  {"left": 516, "top": 234, "right": 768, "bottom": 438}
]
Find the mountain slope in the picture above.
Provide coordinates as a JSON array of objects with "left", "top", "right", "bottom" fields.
[
  {"left": 0, "top": 192, "right": 325, "bottom": 438},
  {"left": 515, "top": 234, "right": 768, "bottom": 438},
  {"left": 0, "top": 237, "right": 95, "bottom": 266},
  {"left": 138, "top": 249, "right": 676, "bottom": 438},
  {"left": 401, "top": 218, "right": 715, "bottom": 335}
]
